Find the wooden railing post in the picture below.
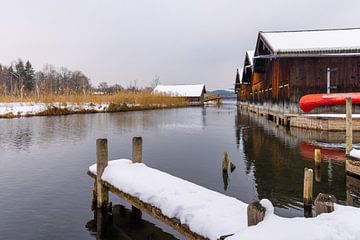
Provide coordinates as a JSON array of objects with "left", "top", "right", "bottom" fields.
[
  {"left": 96, "top": 138, "right": 109, "bottom": 208},
  {"left": 346, "top": 97, "right": 353, "bottom": 156},
  {"left": 303, "top": 168, "right": 313, "bottom": 206},
  {"left": 314, "top": 193, "right": 336, "bottom": 216},
  {"left": 132, "top": 136, "right": 143, "bottom": 163},
  {"left": 247, "top": 201, "right": 266, "bottom": 226}
]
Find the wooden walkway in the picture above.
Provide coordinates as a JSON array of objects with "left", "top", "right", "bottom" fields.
[
  {"left": 237, "top": 101, "right": 360, "bottom": 131},
  {"left": 87, "top": 137, "right": 346, "bottom": 240}
]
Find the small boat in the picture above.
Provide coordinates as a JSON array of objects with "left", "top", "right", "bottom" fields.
[
  {"left": 299, "top": 92, "right": 360, "bottom": 113},
  {"left": 299, "top": 142, "right": 346, "bottom": 162}
]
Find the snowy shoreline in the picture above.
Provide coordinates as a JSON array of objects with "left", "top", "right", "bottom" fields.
[
  {"left": 89, "top": 159, "right": 360, "bottom": 240},
  {"left": 0, "top": 102, "right": 190, "bottom": 118}
]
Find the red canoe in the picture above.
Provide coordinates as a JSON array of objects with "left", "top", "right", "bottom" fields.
[
  {"left": 299, "top": 92, "right": 360, "bottom": 113},
  {"left": 300, "top": 142, "right": 347, "bottom": 162}
]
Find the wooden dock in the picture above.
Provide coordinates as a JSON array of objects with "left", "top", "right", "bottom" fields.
[
  {"left": 88, "top": 138, "right": 243, "bottom": 240},
  {"left": 86, "top": 137, "right": 349, "bottom": 240},
  {"left": 238, "top": 101, "right": 360, "bottom": 131}
]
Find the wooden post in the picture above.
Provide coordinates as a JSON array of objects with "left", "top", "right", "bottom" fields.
[
  {"left": 96, "top": 138, "right": 109, "bottom": 209},
  {"left": 132, "top": 137, "right": 143, "bottom": 163},
  {"left": 314, "top": 193, "right": 336, "bottom": 216},
  {"left": 247, "top": 201, "right": 266, "bottom": 226},
  {"left": 314, "top": 149, "right": 321, "bottom": 182},
  {"left": 303, "top": 168, "right": 314, "bottom": 206},
  {"left": 222, "top": 152, "right": 229, "bottom": 172},
  {"left": 346, "top": 97, "right": 353, "bottom": 155},
  {"left": 314, "top": 149, "right": 321, "bottom": 168}
]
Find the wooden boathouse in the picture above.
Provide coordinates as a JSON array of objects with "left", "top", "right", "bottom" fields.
[
  {"left": 153, "top": 84, "right": 206, "bottom": 104},
  {"left": 235, "top": 28, "right": 360, "bottom": 115}
]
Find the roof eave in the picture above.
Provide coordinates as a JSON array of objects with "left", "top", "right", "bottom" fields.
[{"left": 254, "top": 53, "right": 360, "bottom": 59}]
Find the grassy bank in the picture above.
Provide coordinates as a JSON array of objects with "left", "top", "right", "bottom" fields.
[{"left": 0, "top": 92, "right": 190, "bottom": 119}]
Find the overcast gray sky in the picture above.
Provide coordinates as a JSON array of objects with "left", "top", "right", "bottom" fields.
[{"left": 0, "top": 0, "right": 359, "bottom": 90}]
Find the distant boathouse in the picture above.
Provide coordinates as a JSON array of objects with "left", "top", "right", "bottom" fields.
[{"left": 153, "top": 84, "right": 206, "bottom": 103}]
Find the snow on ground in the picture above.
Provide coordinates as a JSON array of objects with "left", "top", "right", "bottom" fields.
[
  {"left": 0, "top": 102, "right": 109, "bottom": 117},
  {"left": 89, "top": 159, "right": 360, "bottom": 240},
  {"left": 303, "top": 114, "right": 360, "bottom": 119},
  {"left": 350, "top": 149, "right": 360, "bottom": 159},
  {"left": 228, "top": 200, "right": 360, "bottom": 240},
  {"left": 0, "top": 102, "right": 47, "bottom": 116}
]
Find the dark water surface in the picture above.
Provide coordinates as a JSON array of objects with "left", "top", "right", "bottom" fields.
[{"left": 1, "top": 101, "right": 359, "bottom": 239}]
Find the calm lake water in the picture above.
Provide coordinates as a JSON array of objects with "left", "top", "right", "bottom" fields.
[{"left": 1, "top": 101, "right": 359, "bottom": 239}]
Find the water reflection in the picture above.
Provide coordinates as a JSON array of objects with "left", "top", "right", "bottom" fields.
[
  {"left": 1, "top": 102, "right": 360, "bottom": 239},
  {"left": 0, "top": 108, "right": 208, "bottom": 152},
  {"left": 235, "top": 110, "right": 360, "bottom": 215},
  {"left": 86, "top": 204, "right": 178, "bottom": 240}
]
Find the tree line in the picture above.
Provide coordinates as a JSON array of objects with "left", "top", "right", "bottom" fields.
[{"left": 0, "top": 59, "right": 161, "bottom": 98}]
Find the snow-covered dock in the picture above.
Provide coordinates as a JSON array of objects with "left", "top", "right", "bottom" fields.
[{"left": 88, "top": 137, "right": 360, "bottom": 240}]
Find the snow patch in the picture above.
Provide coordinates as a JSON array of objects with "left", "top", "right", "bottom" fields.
[
  {"left": 350, "top": 149, "right": 360, "bottom": 159},
  {"left": 0, "top": 102, "right": 109, "bottom": 117},
  {"left": 303, "top": 114, "right": 360, "bottom": 119}
]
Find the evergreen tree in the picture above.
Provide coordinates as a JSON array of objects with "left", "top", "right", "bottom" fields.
[{"left": 24, "top": 60, "right": 35, "bottom": 91}]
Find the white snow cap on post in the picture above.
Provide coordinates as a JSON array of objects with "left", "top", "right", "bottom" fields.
[{"left": 153, "top": 84, "right": 206, "bottom": 97}]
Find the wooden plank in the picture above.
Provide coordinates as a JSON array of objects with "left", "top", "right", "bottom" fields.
[{"left": 87, "top": 171, "right": 209, "bottom": 240}]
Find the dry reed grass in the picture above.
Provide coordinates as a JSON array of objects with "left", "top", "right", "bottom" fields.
[
  {"left": 0, "top": 92, "right": 187, "bottom": 107},
  {"left": 0, "top": 92, "right": 190, "bottom": 118}
]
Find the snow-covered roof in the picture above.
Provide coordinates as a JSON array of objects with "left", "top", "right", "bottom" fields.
[
  {"left": 246, "top": 50, "right": 255, "bottom": 65},
  {"left": 239, "top": 67, "right": 243, "bottom": 83},
  {"left": 260, "top": 28, "right": 360, "bottom": 55},
  {"left": 153, "top": 84, "right": 206, "bottom": 97}
]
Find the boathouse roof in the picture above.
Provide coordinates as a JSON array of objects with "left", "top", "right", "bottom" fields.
[
  {"left": 256, "top": 28, "right": 360, "bottom": 57},
  {"left": 153, "top": 84, "right": 206, "bottom": 97},
  {"left": 246, "top": 50, "right": 255, "bottom": 65}
]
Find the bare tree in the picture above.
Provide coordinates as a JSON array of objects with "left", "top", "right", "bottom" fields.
[{"left": 150, "top": 73, "right": 161, "bottom": 89}]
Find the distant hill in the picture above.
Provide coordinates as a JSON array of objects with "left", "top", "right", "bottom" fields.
[{"left": 208, "top": 90, "right": 236, "bottom": 98}]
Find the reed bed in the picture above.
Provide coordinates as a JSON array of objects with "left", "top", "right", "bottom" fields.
[
  {"left": 0, "top": 92, "right": 190, "bottom": 118},
  {"left": 0, "top": 92, "right": 187, "bottom": 106}
]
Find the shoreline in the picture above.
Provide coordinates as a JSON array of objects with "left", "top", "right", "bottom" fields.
[{"left": 0, "top": 102, "right": 197, "bottom": 119}]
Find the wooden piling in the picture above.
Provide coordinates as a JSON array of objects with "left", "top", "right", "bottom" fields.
[
  {"left": 96, "top": 138, "right": 109, "bottom": 209},
  {"left": 314, "top": 149, "right": 321, "bottom": 168},
  {"left": 132, "top": 137, "right": 143, "bottom": 163},
  {"left": 346, "top": 97, "right": 353, "bottom": 155},
  {"left": 303, "top": 168, "right": 314, "bottom": 206},
  {"left": 247, "top": 201, "right": 266, "bottom": 226},
  {"left": 222, "top": 152, "right": 229, "bottom": 172},
  {"left": 314, "top": 193, "right": 336, "bottom": 216}
]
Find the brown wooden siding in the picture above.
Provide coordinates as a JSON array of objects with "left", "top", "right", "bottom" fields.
[{"left": 239, "top": 56, "right": 360, "bottom": 107}]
